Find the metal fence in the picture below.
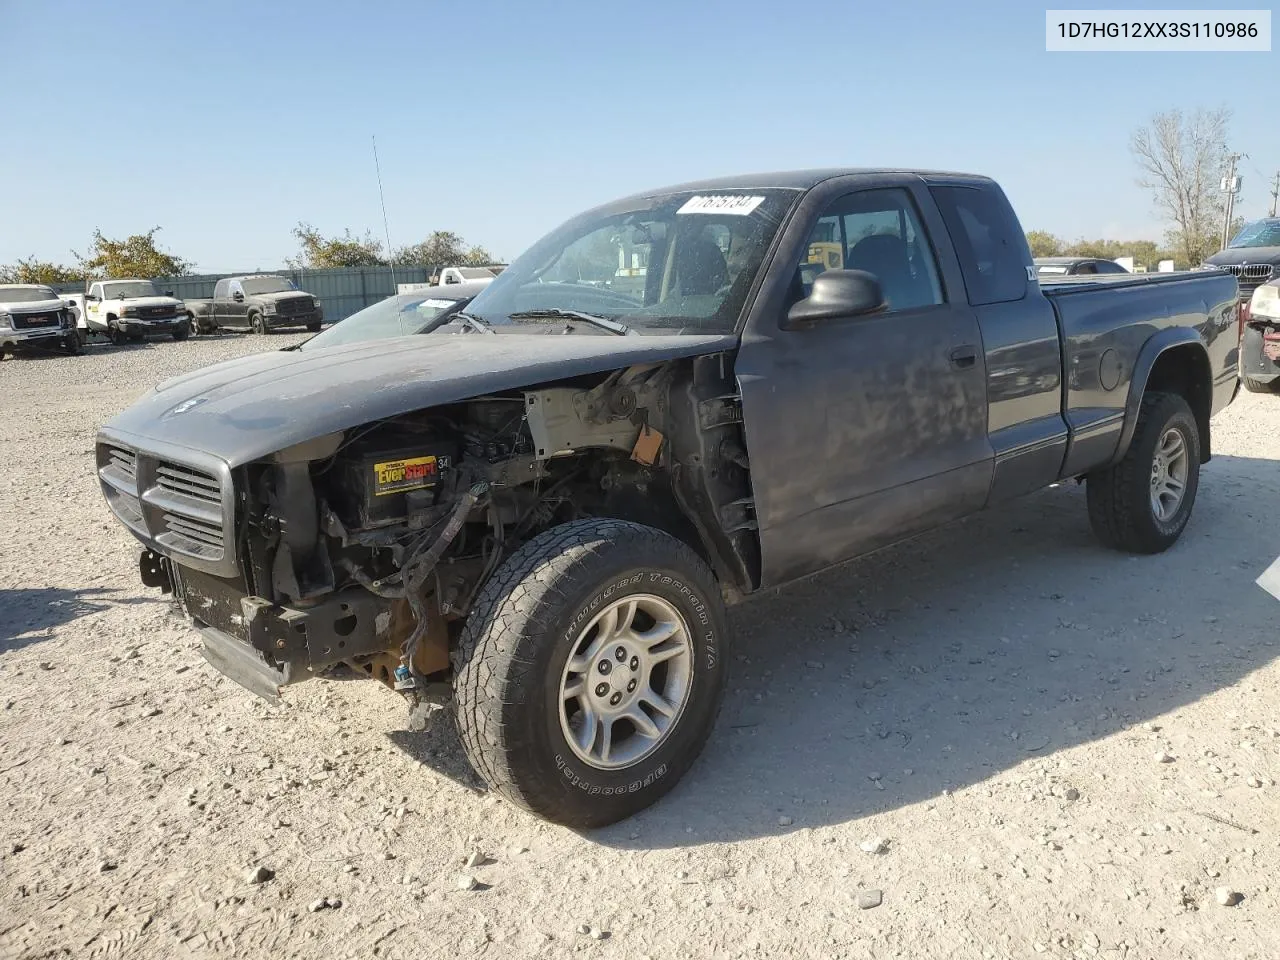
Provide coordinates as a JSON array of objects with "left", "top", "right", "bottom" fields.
[{"left": 52, "top": 265, "right": 433, "bottom": 323}]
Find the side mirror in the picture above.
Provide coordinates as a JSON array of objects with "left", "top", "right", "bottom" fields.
[
  {"left": 233, "top": 291, "right": 244, "bottom": 302},
  {"left": 165, "top": 290, "right": 175, "bottom": 297},
  {"left": 85, "top": 295, "right": 99, "bottom": 303},
  {"left": 784, "top": 269, "right": 886, "bottom": 329}
]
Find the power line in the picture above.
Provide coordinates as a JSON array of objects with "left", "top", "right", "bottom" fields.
[
  {"left": 372, "top": 136, "right": 397, "bottom": 289},
  {"left": 1270, "top": 171, "right": 1280, "bottom": 218}
]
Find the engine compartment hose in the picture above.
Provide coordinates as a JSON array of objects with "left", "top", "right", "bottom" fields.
[{"left": 397, "top": 479, "right": 490, "bottom": 690}]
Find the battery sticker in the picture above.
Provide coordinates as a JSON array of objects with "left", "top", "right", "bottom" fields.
[
  {"left": 373, "top": 455, "right": 438, "bottom": 496},
  {"left": 677, "top": 195, "right": 765, "bottom": 216}
]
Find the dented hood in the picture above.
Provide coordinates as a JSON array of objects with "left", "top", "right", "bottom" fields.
[{"left": 100, "top": 331, "right": 737, "bottom": 466}]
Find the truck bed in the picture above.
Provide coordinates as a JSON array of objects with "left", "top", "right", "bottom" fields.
[{"left": 1040, "top": 268, "right": 1239, "bottom": 477}]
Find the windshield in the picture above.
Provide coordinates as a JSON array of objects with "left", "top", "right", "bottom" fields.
[
  {"left": 1036, "top": 265, "right": 1069, "bottom": 275},
  {"left": 455, "top": 267, "right": 496, "bottom": 280},
  {"left": 299, "top": 292, "right": 462, "bottom": 350},
  {"left": 464, "top": 188, "right": 800, "bottom": 335},
  {"left": 104, "top": 281, "right": 160, "bottom": 299},
  {"left": 0, "top": 286, "right": 56, "bottom": 303},
  {"left": 241, "top": 276, "right": 297, "bottom": 295},
  {"left": 1228, "top": 219, "right": 1280, "bottom": 248}
]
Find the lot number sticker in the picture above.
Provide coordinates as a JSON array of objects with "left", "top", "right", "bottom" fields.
[{"left": 677, "top": 195, "right": 765, "bottom": 216}]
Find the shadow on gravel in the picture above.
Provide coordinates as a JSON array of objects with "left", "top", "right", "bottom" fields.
[
  {"left": 394, "top": 452, "right": 1280, "bottom": 846},
  {"left": 387, "top": 727, "right": 488, "bottom": 794},
  {"left": 0, "top": 587, "right": 158, "bottom": 652}
]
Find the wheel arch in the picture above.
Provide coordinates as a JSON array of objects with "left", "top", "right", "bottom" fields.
[{"left": 1112, "top": 330, "right": 1212, "bottom": 467}]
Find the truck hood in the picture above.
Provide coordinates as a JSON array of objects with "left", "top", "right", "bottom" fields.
[
  {"left": 101, "top": 331, "right": 738, "bottom": 467},
  {"left": 1205, "top": 247, "right": 1280, "bottom": 266},
  {"left": 112, "top": 296, "right": 185, "bottom": 309},
  {"left": 254, "top": 291, "right": 314, "bottom": 304},
  {"left": 2, "top": 297, "right": 67, "bottom": 314}
]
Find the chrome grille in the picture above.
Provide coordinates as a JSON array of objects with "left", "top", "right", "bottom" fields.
[
  {"left": 155, "top": 461, "right": 220, "bottom": 504},
  {"left": 159, "top": 512, "right": 224, "bottom": 559},
  {"left": 11, "top": 310, "right": 60, "bottom": 330},
  {"left": 1219, "top": 263, "right": 1275, "bottom": 299},
  {"left": 96, "top": 440, "right": 234, "bottom": 576},
  {"left": 106, "top": 446, "right": 136, "bottom": 479},
  {"left": 276, "top": 297, "right": 313, "bottom": 316}
]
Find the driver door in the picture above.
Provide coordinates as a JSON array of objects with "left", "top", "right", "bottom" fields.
[
  {"left": 736, "top": 184, "right": 993, "bottom": 587},
  {"left": 227, "top": 280, "right": 248, "bottom": 325}
]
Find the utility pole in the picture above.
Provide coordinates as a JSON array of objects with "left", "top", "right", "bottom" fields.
[
  {"left": 1270, "top": 171, "right": 1280, "bottom": 218},
  {"left": 1220, "top": 152, "right": 1246, "bottom": 250}
]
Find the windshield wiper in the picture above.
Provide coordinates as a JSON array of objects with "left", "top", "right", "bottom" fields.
[
  {"left": 453, "top": 311, "right": 496, "bottom": 334},
  {"left": 507, "top": 308, "right": 631, "bottom": 336}
]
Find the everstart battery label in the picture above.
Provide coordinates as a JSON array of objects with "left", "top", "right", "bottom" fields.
[{"left": 373, "top": 455, "right": 439, "bottom": 496}]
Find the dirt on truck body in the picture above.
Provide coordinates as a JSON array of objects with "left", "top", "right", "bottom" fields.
[{"left": 97, "top": 168, "right": 1241, "bottom": 827}]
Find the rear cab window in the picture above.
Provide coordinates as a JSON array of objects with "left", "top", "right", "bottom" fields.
[{"left": 929, "top": 182, "right": 1033, "bottom": 305}]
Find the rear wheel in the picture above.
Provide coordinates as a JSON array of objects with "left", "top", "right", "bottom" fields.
[
  {"left": 1242, "top": 375, "right": 1278, "bottom": 393},
  {"left": 1087, "top": 391, "right": 1200, "bottom": 554},
  {"left": 454, "top": 518, "right": 729, "bottom": 828}
]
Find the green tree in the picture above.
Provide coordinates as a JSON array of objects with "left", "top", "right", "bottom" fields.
[
  {"left": 1130, "top": 107, "right": 1232, "bottom": 266},
  {"left": 0, "top": 256, "right": 85, "bottom": 285},
  {"left": 287, "top": 222, "right": 386, "bottom": 268},
  {"left": 1025, "top": 231, "right": 1062, "bottom": 257},
  {"left": 393, "top": 231, "right": 496, "bottom": 269},
  {"left": 462, "top": 244, "right": 496, "bottom": 267},
  {"left": 76, "top": 227, "right": 191, "bottom": 278}
]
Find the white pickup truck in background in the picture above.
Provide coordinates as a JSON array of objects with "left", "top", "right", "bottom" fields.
[
  {"left": 83, "top": 279, "right": 190, "bottom": 345},
  {"left": 435, "top": 265, "right": 504, "bottom": 286},
  {"left": 0, "top": 284, "right": 83, "bottom": 358}
]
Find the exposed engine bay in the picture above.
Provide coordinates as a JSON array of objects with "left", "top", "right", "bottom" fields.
[{"left": 145, "top": 355, "right": 758, "bottom": 719}]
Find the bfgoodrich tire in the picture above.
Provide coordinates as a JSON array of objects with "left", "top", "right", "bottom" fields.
[
  {"left": 1086, "top": 391, "right": 1200, "bottom": 554},
  {"left": 454, "top": 518, "right": 728, "bottom": 828}
]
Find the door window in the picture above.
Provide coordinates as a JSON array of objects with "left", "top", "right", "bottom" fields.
[{"left": 796, "top": 188, "right": 944, "bottom": 311}]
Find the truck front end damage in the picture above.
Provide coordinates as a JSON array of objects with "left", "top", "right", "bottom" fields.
[{"left": 97, "top": 356, "right": 757, "bottom": 730}]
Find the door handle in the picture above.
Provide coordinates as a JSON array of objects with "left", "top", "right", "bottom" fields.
[{"left": 949, "top": 345, "right": 978, "bottom": 369}]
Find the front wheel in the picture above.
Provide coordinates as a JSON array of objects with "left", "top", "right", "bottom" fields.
[
  {"left": 172, "top": 320, "right": 190, "bottom": 341},
  {"left": 1242, "top": 375, "right": 1278, "bottom": 394},
  {"left": 62, "top": 331, "right": 84, "bottom": 355},
  {"left": 1087, "top": 391, "right": 1200, "bottom": 554},
  {"left": 249, "top": 312, "right": 266, "bottom": 335},
  {"left": 453, "top": 518, "right": 728, "bottom": 828},
  {"left": 306, "top": 321, "right": 322, "bottom": 332}
]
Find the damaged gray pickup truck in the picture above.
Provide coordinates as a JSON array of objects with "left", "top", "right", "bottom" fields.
[{"left": 97, "top": 169, "right": 1240, "bottom": 827}]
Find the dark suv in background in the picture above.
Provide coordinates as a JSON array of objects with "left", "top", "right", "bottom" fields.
[
  {"left": 1203, "top": 218, "right": 1280, "bottom": 303},
  {"left": 185, "top": 275, "right": 323, "bottom": 334}
]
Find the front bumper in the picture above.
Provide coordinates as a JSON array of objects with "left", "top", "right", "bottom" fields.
[
  {"left": 167, "top": 560, "right": 397, "bottom": 702},
  {"left": 264, "top": 310, "right": 321, "bottom": 329},
  {"left": 1240, "top": 323, "right": 1280, "bottom": 382},
  {"left": 1, "top": 326, "right": 71, "bottom": 348},
  {"left": 117, "top": 317, "right": 186, "bottom": 334}
]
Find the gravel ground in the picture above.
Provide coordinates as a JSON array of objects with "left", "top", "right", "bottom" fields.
[{"left": 2, "top": 334, "right": 1279, "bottom": 960}]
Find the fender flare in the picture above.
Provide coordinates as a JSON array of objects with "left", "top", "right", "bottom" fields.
[{"left": 1109, "top": 326, "right": 1210, "bottom": 467}]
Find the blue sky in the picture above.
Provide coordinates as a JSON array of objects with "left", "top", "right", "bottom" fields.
[{"left": 0, "top": 0, "right": 1273, "bottom": 271}]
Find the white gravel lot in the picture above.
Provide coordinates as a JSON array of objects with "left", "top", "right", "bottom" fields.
[{"left": 2, "top": 334, "right": 1279, "bottom": 960}]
